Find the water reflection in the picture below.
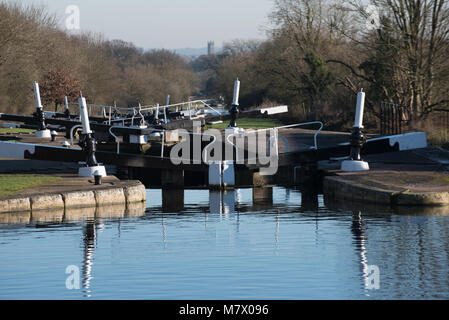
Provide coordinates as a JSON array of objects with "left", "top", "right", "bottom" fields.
[
  {"left": 0, "top": 211, "right": 30, "bottom": 224},
  {"left": 324, "top": 194, "right": 449, "bottom": 216},
  {"left": 0, "top": 202, "right": 147, "bottom": 299},
  {"left": 31, "top": 209, "right": 64, "bottom": 224},
  {"left": 0, "top": 202, "right": 147, "bottom": 226},
  {"left": 253, "top": 187, "right": 273, "bottom": 205},
  {"left": 1, "top": 188, "right": 449, "bottom": 299},
  {"left": 209, "top": 190, "right": 238, "bottom": 216},
  {"left": 300, "top": 188, "right": 319, "bottom": 212},
  {"left": 161, "top": 215, "right": 167, "bottom": 248},
  {"left": 96, "top": 204, "right": 126, "bottom": 219},
  {"left": 326, "top": 194, "right": 449, "bottom": 298},
  {"left": 209, "top": 191, "right": 222, "bottom": 214},
  {"left": 350, "top": 211, "right": 372, "bottom": 292},
  {"left": 162, "top": 189, "right": 184, "bottom": 212},
  {"left": 82, "top": 221, "right": 96, "bottom": 298},
  {"left": 65, "top": 207, "right": 96, "bottom": 222},
  {"left": 275, "top": 209, "right": 280, "bottom": 248},
  {"left": 127, "top": 202, "right": 147, "bottom": 217}
]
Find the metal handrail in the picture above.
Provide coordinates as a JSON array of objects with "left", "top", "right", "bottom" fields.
[
  {"left": 69, "top": 125, "right": 83, "bottom": 146},
  {"left": 104, "top": 126, "right": 218, "bottom": 163},
  {"left": 242, "top": 121, "right": 324, "bottom": 150},
  {"left": 66, "top": 99, "right": 221, "bottom": 122},
  {"left": 139, "top": 99, "right": 212, "bottom": 110},
  {"left": 199, "top": 100, "right": 222, "bottom": 115},
  {"left": 68, "top": 99, "right": 213, "bottom": 112},
  {"left": 149, "top": 127, "right": 218, "bottom": 163},
  {"left": 109, "top": 126, "right": 122, "bottom": 154},
  {"left": 226, "top": 121, "right": 324, "bottom": 163}
]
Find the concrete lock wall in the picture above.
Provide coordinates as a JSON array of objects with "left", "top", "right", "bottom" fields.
[
  {"left": 323, "top": 176, "right": 449, "bottom": 206},
  {"left": 0, "top": 182, "right": 146, "bottom": 214}
]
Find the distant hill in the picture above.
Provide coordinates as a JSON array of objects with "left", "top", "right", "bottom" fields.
[
  {"left": 145, "top": 47, "right": 223, "bottom": 58},
  {"left": 174, "top": 47, "right": 207, "bottom": 57},
  {"left": 173, "top": 47, "right": 223, "bottom": 57}
]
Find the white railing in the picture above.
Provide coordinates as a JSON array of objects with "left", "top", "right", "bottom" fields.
[
  {"left": 109, "top": 126, "right": 122, "bottom": 154},
  {"left": 105, "top": 126, "right": 217, "bottom": 163},
  {"left": 150, "top": 128, "right": 218, "bottom": 164},
  {"left": 69, "top": 125, "right": 83, "bottom": 146},
  {"left": 68, "top": 121, "right": 323, "bottom": 167},
  {"left": 226, "top": 121, "right": 324, "bottom": 163},
  {"left": 67, "top": 99, "right": 221, "bottom": 122}
]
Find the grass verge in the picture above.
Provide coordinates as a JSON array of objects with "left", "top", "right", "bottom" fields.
[
  {"left": 207, "top": 117, "right": 283, "bottom": 130},
  {"left": 0, "top": 174, "right": 61, "bottom": 198},
  {"left": 0, "top": 128, "right": 35, "bottom": 134}
]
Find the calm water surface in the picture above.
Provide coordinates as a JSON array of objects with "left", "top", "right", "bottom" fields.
[{"left": 1, "top": 187, "right": 449, "bottom": 300}]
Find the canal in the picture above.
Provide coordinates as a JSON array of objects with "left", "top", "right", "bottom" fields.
[{"left": 1, "top": 187, "right": 448, "bottom": 299}]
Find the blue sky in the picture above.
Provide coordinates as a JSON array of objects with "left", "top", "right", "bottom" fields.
[{"left": 17, "top": 0, "right": 275, "bottom": 49}]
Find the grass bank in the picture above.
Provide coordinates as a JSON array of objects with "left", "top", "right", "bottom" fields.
[
  {"left": 207, "top": 117, "right": 283, "bottom": 130},
  {"left": 0, "top": 128, "right": 35, "bottom": 134},
  {"left": 0, "top": 174, "right": 61, "bottom": 198}
]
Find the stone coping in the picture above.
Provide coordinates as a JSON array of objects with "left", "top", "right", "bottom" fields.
[
  {"left": 324, "top": 175, "right": 449, "bottom": 206},
  {"left": 0, "top": 177, "right": 146, "bottom": 213}
]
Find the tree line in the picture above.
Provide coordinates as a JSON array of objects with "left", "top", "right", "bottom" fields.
[
  {"left": 196, "top": 0, "right": 449, "bottom": 132},
  {"left": 0, "top": 2, "right": 198, "bottom": 115},
  {"left": 2, "top": 0, "right": 449, "bottom": 136}
]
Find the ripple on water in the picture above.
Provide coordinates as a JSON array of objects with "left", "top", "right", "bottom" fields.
[{"left": 1, "top": 187, "right": 449, "bottom": 299}]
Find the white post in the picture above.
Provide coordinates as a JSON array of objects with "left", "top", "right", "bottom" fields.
[
  {"left": 164, "top": 95, "right": 170, "bottom": 123},
  {"left": 341, "top": 89, "right": 369, "bottom": 172},
  {"left": 33, "top": 82, "right": 43, "bottom": 110},
  {"left": 77, "top": 94, "right": 107, "bottom": 178},
  {"left": 33, "top": 82, "right": 51, "bottom": 138},
  {"left": 64, "top": 96, "right": 69, "bottom": 112},
  {"left": 227, "top": 78, "right": 243, "bottom": 132},
  {"left": 78, "top": 96, "right": 92, "bottom": 135},
  {"left": 232, "top": 78, "right": 240, "bottom": 106},
  {"left": 354, "top": 89, "right": 365, "bottom": 128},
  {"left": 155, "top": 103, "right": 159, "bottom": 120}
]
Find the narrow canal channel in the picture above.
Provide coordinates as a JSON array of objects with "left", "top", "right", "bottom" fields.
[{"left": 1, "top": 187, "right": 448, "bottom": 299}]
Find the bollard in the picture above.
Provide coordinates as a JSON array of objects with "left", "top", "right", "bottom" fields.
[
  {"left": 94, "top": 173, "right": 102, "bottom": 185},
  {"left": 33, "top": 82, "right": 51, "bottom": 138},
  {"left": 64, "top": 96, "right": 71, "bottom": 119},
  {"left": 228, "top": 78, "right": 240, "bottom": 128},
  {"left": 164, "top": 95, "right": 170, "bottom": 123},
  {"left": 153, "top": 103, "right": 161, "bottom": 125},
  {"left": 77, "top": 94, "right": 107, "bottom": 178},
  {"left": 341, "top": 89, "right": 370, "bottom": 172},
  {"left": 50, "top": 130, "right": 57, "bottom": 142}
]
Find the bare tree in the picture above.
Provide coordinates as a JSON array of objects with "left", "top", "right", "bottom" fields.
[
  {"left": 0, "top": 3, "right": 197, "bottom": 114},
  {"left": 329, "top": 0, "right": 449, "bottom": 119}
]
